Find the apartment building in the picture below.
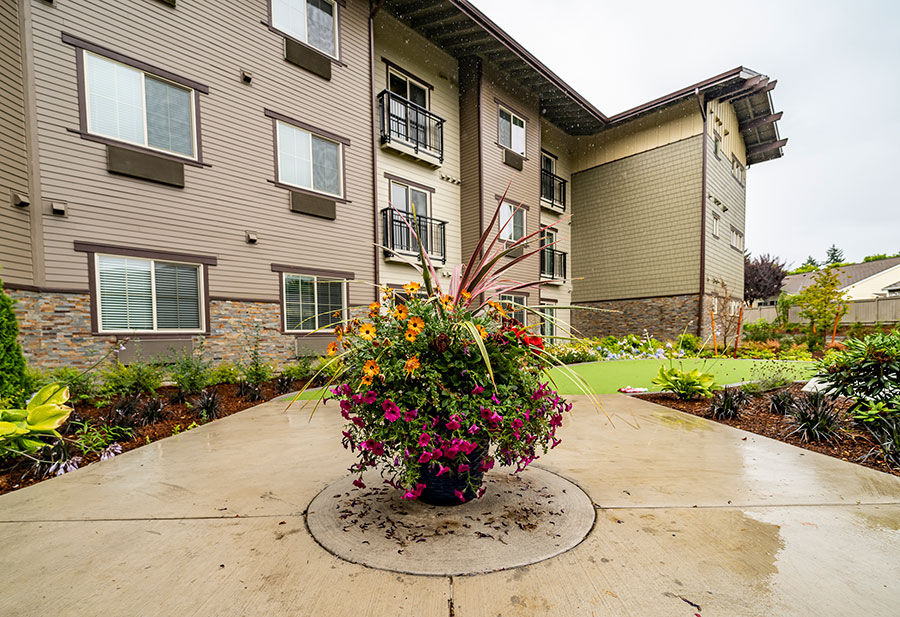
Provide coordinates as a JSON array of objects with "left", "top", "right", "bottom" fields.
[{"left": 0, "top": 0, "right": 785, "bottom": 369}]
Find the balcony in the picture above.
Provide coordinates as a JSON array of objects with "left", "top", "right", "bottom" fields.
[
  {"left": 381, "top": 208, "right": 447, "bottom": 264},
  {"left": 540, "top": 170, "right": 567, "bottom": 210},
  {"left": 378, "top": 90, "right": 445, "bottom": 165},
  {"left": 540, "top": 247, "right": 567, "bottom": 281}
]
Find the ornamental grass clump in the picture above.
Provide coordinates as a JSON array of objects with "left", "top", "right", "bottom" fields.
[{"left": 296, "top": 186, "right": 597, "bottom": 504}]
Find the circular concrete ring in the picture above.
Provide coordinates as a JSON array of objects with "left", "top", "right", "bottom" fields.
[{"left": 306, "top": 466, "right": 595, "bottom": 576}]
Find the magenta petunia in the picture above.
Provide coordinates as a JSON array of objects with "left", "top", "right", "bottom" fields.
[
  {"left": 352, "top": 478, "right": 366, "bottom": 489},
  {"left": 418, "top": 433, "right": 431, "bottom": 447},
  {"left": 418, "top": 451, "right": 432, "bottom": 464},
  {"left": 454, "top": 489, "right": 466, "bottom": 502},
  {"left": 457, "top": 463, "right": 469, "bottom": 473},
  {"left": 468, "top": 423, "right": 480, "bottom": 434},
  {"left": 403, "top": 408, "right": 418, "bottom": 422},
  {"left": 436, "top": 464, "right": 450, "bottom": 477}
]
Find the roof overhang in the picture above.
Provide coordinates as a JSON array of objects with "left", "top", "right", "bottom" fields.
[{"left": 378, "top": 0, "right": 608, "bottom": 135}]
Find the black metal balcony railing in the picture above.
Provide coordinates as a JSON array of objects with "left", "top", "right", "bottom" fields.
[
  {"left": 541, "top": 169, "right": 567, "bottom": 210},
  {"left": 381, "top": 208, "right": 447, "bottom": 264},
  {"left": 540, "top": 247, "right": 567, "bottom": 279},
  {"left": 378, "top": 90, "right": 445, "bottom": 163}
]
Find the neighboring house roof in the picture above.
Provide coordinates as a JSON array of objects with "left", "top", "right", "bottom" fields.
[
  {"left": 884, "top": 280, "right": 900, "bottom": 292},
  {"left": 382, "top": 0, "right": 785, "bottom": 161},
  {"left": 781, "top": 257, "right": 900, "bottom": 295}
]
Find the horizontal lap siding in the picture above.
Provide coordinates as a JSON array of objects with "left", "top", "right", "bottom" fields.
[
  {"left": 373, "top": 13, "right": 461, "bottom": 286},
  {"left": 458, "top": 57, "right": 481, "bottom": 266},
  {"left": 31, "top": 0, "right": 374, "bottom": 304},
  {"left": 0, "top": 0, "right": 33, "bottom": 284}
]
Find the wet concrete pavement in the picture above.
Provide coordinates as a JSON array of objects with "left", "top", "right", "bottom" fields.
[{"left": 2, "top": 393, "right": 899, "bottom": 616}]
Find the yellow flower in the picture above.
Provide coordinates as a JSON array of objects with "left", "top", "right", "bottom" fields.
[
  {"left": 327, "top": 342, "right": 338, "bottom": 356},
  {"left": 488, "top": 301, "right": 508, "bottom": 318},
  {"left": 359, "top": 323, "right": 377, "bottom": 341},
  {"left": 361, "top": 375, "right": 373, "bottom": 386},
  {"left": 368, "top": 302, "right": 380, "bottom": 318},
  {"left": 334, "top": 326, "right": 343, "bottom": 341},
  {"left": 363, "top": 359, "right": 380, "bottom": 377},
  {"left": 461, "top": 290, "right": 472, "bottom": 301},
  {"left": 408, "top": 316, "right": 425, "bottom": 333},
  {"left": 392, "top": 304, "right": 409, "bottom": 320},
  {"left": 403, "top": 282, "right": 421, "bottom": 294},
  {"left": 440, "top": 294, "right": 455, "bottom": 312},
  {"left": 404, "top": 356, "right": 420, "bottom": 375},
  {"left": 381, "top": 286, "right": 394, "bottom": 301},
  {"left": 476, "top": 324, "right": 488, "bottom": 339},
  {"left": 405, "top": 329, "right": 418, "bottom": 343}
]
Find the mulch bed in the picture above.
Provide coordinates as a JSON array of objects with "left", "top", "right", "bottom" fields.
[
  {"left": 0, "top": 379, "right": 309, "bottom": 496},
  {"left": 635, "top": 384, "right": 899, "bottom": 478}
]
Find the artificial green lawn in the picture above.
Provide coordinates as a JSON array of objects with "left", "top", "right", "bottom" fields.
[
  {"left": 547, "top": 358, "right": 816, "bottom": 395},
  {"left": 295, "top": 358, "right": 816, "bottom": 400}
]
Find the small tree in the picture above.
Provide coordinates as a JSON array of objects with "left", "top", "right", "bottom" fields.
[
  {"left": 744, "top": 253, "right": 787, "bottom": 306},
  {"left": 794, "top": 267, "right": 848, "bottom": 348},
  {"left": 0, "top": 274, "right": 27, "bottom": 406},
  {"left": 825, "top": 244, "right": 845, "bottom": 266},
  {"left": 802, "top": 255, "right": 820, "bottom": 269}
]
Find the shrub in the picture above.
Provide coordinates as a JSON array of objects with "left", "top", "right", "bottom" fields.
[
  {"left": 209, "top": 362, "right": 241, "bottom": 385},
  {"left": 710, "top": 388, "right": 749, "bottom": 420},
  {"left": 816, "top": 329, "right": 900, "bottom": 402},
  {"left": 240, "top": 330, "right": 272, "bottom": 386},
  {"left": 743, "top": 320, "right": 780, "bottom": 343},
  {"left": 238, "top": 381, "right": 263, "bottom": 402},
  {"left": 192, "top": 389, "right": 222, "bottom": 421},
  {"left": 275, "top": 374, "right": 295, "bottom": 395},
  {"left": 769, "top": 390, "right": 796, "bottom": 415},
  {"left": 652, "top": 365, "right": 721, "bottom": 400},
  {"left": 846, "top": 321, "right": 868, "bottom": 341},
  {"left": 737, "top": 341, "right": 779, "bottom": 360},
  {"left": 107, "top": 393, "right": 143, "bottom": 428},
  {"left": 43, "top": 367, "right": 98, "bottom": 404},
  {"left": 70, "top": 420, "right": 132, "bottom": 455},
  {"left": 780, "top": 343, "right": 813, "bottom": 362},
  {"left": 860, "top": 414, "right": 900, "bottom": 467},
  {"left": 169, "top": 346, "right": 211, "bottom": 398},
  {"left": 676, "top": 333, "right": 702, "bottom": 354},
  {"left": 281, "top": 358, "right": 313, "bottom": 381},
  {"left": 0, "top": 383, "right": 74, "bottom": 456},
  {"left": 99, "top": 361, "right": 163, "bottom": 398},
  {"left": 787, "top": 392, "right": 840, "bottom": 442},
  {"left": 139, "top": 398, "right": 167, "bottom": 426},
  {"left": 0, "top": 276, "right": 27, "bottom": 406}
]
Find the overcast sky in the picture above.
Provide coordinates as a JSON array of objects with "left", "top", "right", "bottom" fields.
[{"left": 474, "top": 0, "right": 900, "bottom": 268}]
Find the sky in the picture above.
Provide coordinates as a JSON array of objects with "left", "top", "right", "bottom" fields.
[{"left": 473, "top": 0, "right": 900, "bottom": 268}]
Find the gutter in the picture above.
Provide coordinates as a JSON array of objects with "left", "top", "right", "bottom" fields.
[{"left": 696, "top": 88, "right": 708, "bottom": 338}]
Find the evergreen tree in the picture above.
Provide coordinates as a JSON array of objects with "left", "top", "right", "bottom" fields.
[
  {"left": 0, "top": 274, "right": 27, "bottom": 406},
  {"left": 825, "top": 244, "right": 844, "bottom": 266},
  {"left": 802, "top": 255, "right": 820, "bottom": 269}
]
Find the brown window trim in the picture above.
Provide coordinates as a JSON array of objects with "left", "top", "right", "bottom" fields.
[
  {"left": 272, "top": 263, "right": 354, "bottom": 335},
  {"left": 264, "top": 108, "right": 351, "bottom": 146},
  {"left": 262, "top": 0, "right": 346, "bottom": 66},
  {"left": 382, "top": 57, "right": 434, "bottom": 91},
  {"left": 731, "top": 155, "right": 746, "bottom": 187},
  {"left": 384, "top": 173, "right": 435, "bottom": 194},
  {"left": 711, "top": 214, "right": 720, "bottom": 239},
  {"left": 62, "top": 33, "right": 209, "bottom": 167},
  {"left": 494, "top": 194, "right": 530, "bottom": 210},
  {"left": 268, "top": 180, "right": 352, "bottom": 204},
  {"left": 712, "top": 130, "right": 722, "bottom": 160},
  {"left": 74, "top": 241, "right": 214, "bottom": 336},
  {"left": 495, "top": 98, "right": 529, "bottom": 158},
  {"left": 729, "top": 225, "right": 744, "bottom": 253}
]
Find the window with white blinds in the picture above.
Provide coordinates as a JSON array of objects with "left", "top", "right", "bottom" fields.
[
  {"left": 97, "top": 255, "right": 202, "bottom": 332},
  {"left": 276, "top": 120, "right": 342, "bottom": 197},
  {"left": 84, "top": 51, "right": 196, "bottom": 159},
  {"left": 271, "top": 0, "right": 338, "bottom": 58},
  {"left": 283, "top": 274, "right": 345, "bottom": 332}
]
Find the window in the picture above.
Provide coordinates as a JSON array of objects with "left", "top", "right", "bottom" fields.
[
  {"left": 541, "top": 152, "right": 555, "bottom": 175},
  {"left": 712, "top": 131, "right": 721, "bottom": 159},
  {"left": 539, "top": 307, "right": 556, "bottom": 338},
  {"left": 498, "top": 106, "right": 526, "bottom": 156},
  {"left": 271, "top": 0, "right": 338, "bottom": 58},
  {"left": 730, "top": 228, "right": 745, "bottom": 251},
  {"left": 500, "top": 294, "right": 526, "bottom": 324},
  {"left": 731, "top": 156, "right": 746, "bottom": 185},
  {"left": 387, "top": 68, "right": 430, "bottom": 148},
  {"left": 388, "top": 180, "right": 434, "bottom": 254},
  {"left": 84, "top": 51, "right": 196, "bottom": 159},
  {"left": 276, "top": 120, "right": 343, "bottom": 197},
  {"left": 390, "top": 180, "right": 429, "bottom": 217},
  {"left": 96, "top": 255, "right": 202, "bottom": 332},
  {"left": 283, "top": 274, "right": 345, "bottom": 332},
  {"left": 499, "top": 201, "right": 525, "bottom": 241},
  {"left": 712, "top": 215, "right": 720, "bottom": 238}
]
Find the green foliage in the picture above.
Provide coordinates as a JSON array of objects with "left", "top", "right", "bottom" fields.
[
  {"left": 314, "top": 355, "right": 345, "bottom": 382},
  {"left": 0, "top": 276, "right": 27, "bottom": 407},
  {"left": 852, "top": 399, "right": 899, "bottom": 425},
  {"left": 780, "top": 344, "right": 813, "bottom": 361},
  {"left": 790, "top": 263, "right": 819, "bottom": 275},
  {"left": 769, "top": 390, "right": 795, "bottom": 415},
  {"left": 70, "top": 420, "right": 132, "bottom": 454},
  {"left": 787, "top": 392, "right": 840, "bottom": 442},
  {"left": 794, "top": 267, "right": 849, "bottom": 338},
  {"left": 192, "top": 389, "right": 221, "bottom": 421},
  {"left": 652, "top": 365, "right": 721, "bottom": 400},
  {"left": 209, "top": 362, "right": 241, "bottom": 385},
  {"left": 0, "top": 384, "right": 74, "bottom": 456},
  {"left": 169, "top": 346, "right": 211, "bottom": 396},
  {"left": 825, "top": 244, "right": 845, "bottom": 266},
  {"left": 817, "top": 329, "right": 900, "bottom": 402},
  {"left": 846, "top": 321, "right": 868, "bottom": 340},
  {"left": 38, "top": 367, "right": 98, "bottom": 404},
  {"left": 776, "top": 293, "right": 794, "bottom": 327},
  {"left": 710, "top": 388, "right": 749, "bottom": 420},
  {"left": 742, "top": 319, "right": 781, "bottom": 343},
  {"left": 737, "top": 342, "right": 778, "bottom": 360},
  {"left": 99, "top": 360, "right": 163, "bottom": 398},
  {"left": 676, "top": 333, "right": 702, "bottom": 354},
  {"left": 281, "top": 358, "right": 313, "bottom": 381},
  {"left": 240, "top": 330, "right": 273, "bottom": 386}
]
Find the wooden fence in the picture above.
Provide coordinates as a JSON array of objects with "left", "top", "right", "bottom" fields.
[{"left": 743, "top": 296, "right": 900, "bottom": 326}]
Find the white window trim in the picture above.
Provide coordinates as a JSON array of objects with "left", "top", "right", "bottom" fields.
[
  {"left": 271, "top": 0, "right": 340, "bottom": 60},
  {"left": 389, "top": 179, "right": 430, "bottom": 217},
  {"left": 730, "top": 228, "right": 745, "bottom": 251},
  {"left": 498, "top": 105, "right": 526, "bottom": 156},
  {"left": 499, "top": 201, "right": 525, "bottom": 242},
  {"left": 275, "top": 120, "right": 345, "bottom": 199},
  {"left": 387, "top": 67, "right": 430, "bottom": 110},
  {"left": 82, "top": 51, "right": 198, "bottom": 161},
  {"left": 712, "top": 215, "right": 720, "bottom": 237},
  {"left": 500, "top": 294, "right": 527, "bottom": 324},
  {"left": 94, "top": 254, "right": 205, "bottom": 334},
  {"left": 282, "top": 273, "right": 347, "bottom": 334}
]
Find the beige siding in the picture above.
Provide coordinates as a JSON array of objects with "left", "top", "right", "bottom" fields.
[
  {"left": 458, "top": 56, "right": 482, "bottom": 265},
  {"left": 704, "top": 128, "right": 746, "bottom": 298},
  {"left": 571, "top": 135, "right": 704, "bottom": 302},
  {"left": 0, "top": 0, "right": 33, "bottom": 284},
  {"left": 372, "top": 13, "right": 461, "bottom": 288},
  {"left": 30, "top": 0, "right": 375, "bottom": 304},
  {"left": 479, "top": 63, "right": 541, "bottom": 305},
  {"left": 707, "top": 98, "right": 747, "bottom": 167},
  {"left": 574, "top": 100, "right": 703, "bottom": 171}
]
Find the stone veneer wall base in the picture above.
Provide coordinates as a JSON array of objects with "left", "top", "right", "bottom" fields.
[{"left": 573, "top": 294, "right": 701, "bottom": 341}]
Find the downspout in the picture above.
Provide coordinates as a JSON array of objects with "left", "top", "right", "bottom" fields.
[
  {"left": 369, "top": 3, "right": 381, "bottom": 301},
  {"left": 696, "top": 88, "right": 708, "bottom": 338}
]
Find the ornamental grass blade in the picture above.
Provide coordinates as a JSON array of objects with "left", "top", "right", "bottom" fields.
[
  {"left": 457, "top": 179, "right": 513, "bottom": 299},
  {"left": 459, "top": 320, "right": 497, "bottom": 392},
  {"left": 388, "top": 204, "right": 440, "bottom": 296}
]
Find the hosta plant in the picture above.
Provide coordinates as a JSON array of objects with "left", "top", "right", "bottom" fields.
[
  {"left": 297, "top": 188, "right": 594, "bottom": 504},
  {"left": 652, "top": 365, "right": 721, "bottom": 400},
  {"left": 0, "top": 384, "right": 73, "bottom": 457}
]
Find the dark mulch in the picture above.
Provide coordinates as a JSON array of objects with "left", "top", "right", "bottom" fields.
[
  {"left": 0, "top": 379, "right": 309, "bottom": 496},
  {"left": 636, "top": 383, "right": 899, "bottom": 478}
]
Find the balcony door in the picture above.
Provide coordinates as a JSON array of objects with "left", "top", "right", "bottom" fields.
[
  {"left": 390, "top": 181, "right": 430, "bottom": 253},
  {"left": 388, "top": 69, "right": 429, "bottom": 148},
  {"left": 540, "top": 230, "right": 556, "bottom": 276}
]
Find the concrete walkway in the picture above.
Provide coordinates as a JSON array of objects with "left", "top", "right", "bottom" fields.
[{"left": 2, "top": 394, "right": 899, "bottom": 616}]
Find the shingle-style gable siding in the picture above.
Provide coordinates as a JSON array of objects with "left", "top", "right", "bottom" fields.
[
  {"left": 704, "top": 132, "right": 746, "bottom": 298},
  {"left": 0, "top": 0, "right": 33, "bottom": 285},
  {"left": 571, "top": 135, "right": 704, "bottom": 302}
]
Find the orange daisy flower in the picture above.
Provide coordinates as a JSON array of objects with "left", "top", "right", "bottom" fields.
[
  {"left": 334, "top": 326, "right": 343, "bottom": 341},
  {"left": 360, "top": 375, "right": 373, "bottom": 386},
  {"left": 404, "top": 357, "right": 420, "bottom": 375},
  {"left": 368, "top": 302, "right": 380, "bottom": 318},
  {"left": 403, "top": 281, "right": 421, "bottom": 294},
  {"left": 381, "top": 286, "right": 394, "bottom": 300},
  {"left": 476, "top": 324, "right": 488, "bottom": 339},
  {"left": 359, "top": 323, "right": 377, "bottom": 341},
  {"left": 327, "top": 342, "right": 338, "bottom": 356},
  {"left": 440, "top": 295, "right": 455, "bottom": 312},
  {"left": 363, "top": 359, "right": 380, "bottom": 377},
  {"left": 408, "top": 316, "right": 425, "bottom": 333},
  {"left": 392, "top": 304, "right": 409, "bottom": 320},
  {"left": 461, "top": 290, "right": 472, "bottom": 301},
  {"left": 488, "top": 301, "right": 508, "bottom": 318},
  {"left": 405, "top": 329, "right": 418, "bottom": 343}
]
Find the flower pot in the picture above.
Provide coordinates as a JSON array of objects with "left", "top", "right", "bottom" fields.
[{"left": 418, "top": 446, "right": 486, "bottom": 506}]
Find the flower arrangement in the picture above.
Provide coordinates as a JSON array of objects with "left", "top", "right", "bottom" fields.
[{"left": 300, "top": 188, "right": 592, "bottom": 505}]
